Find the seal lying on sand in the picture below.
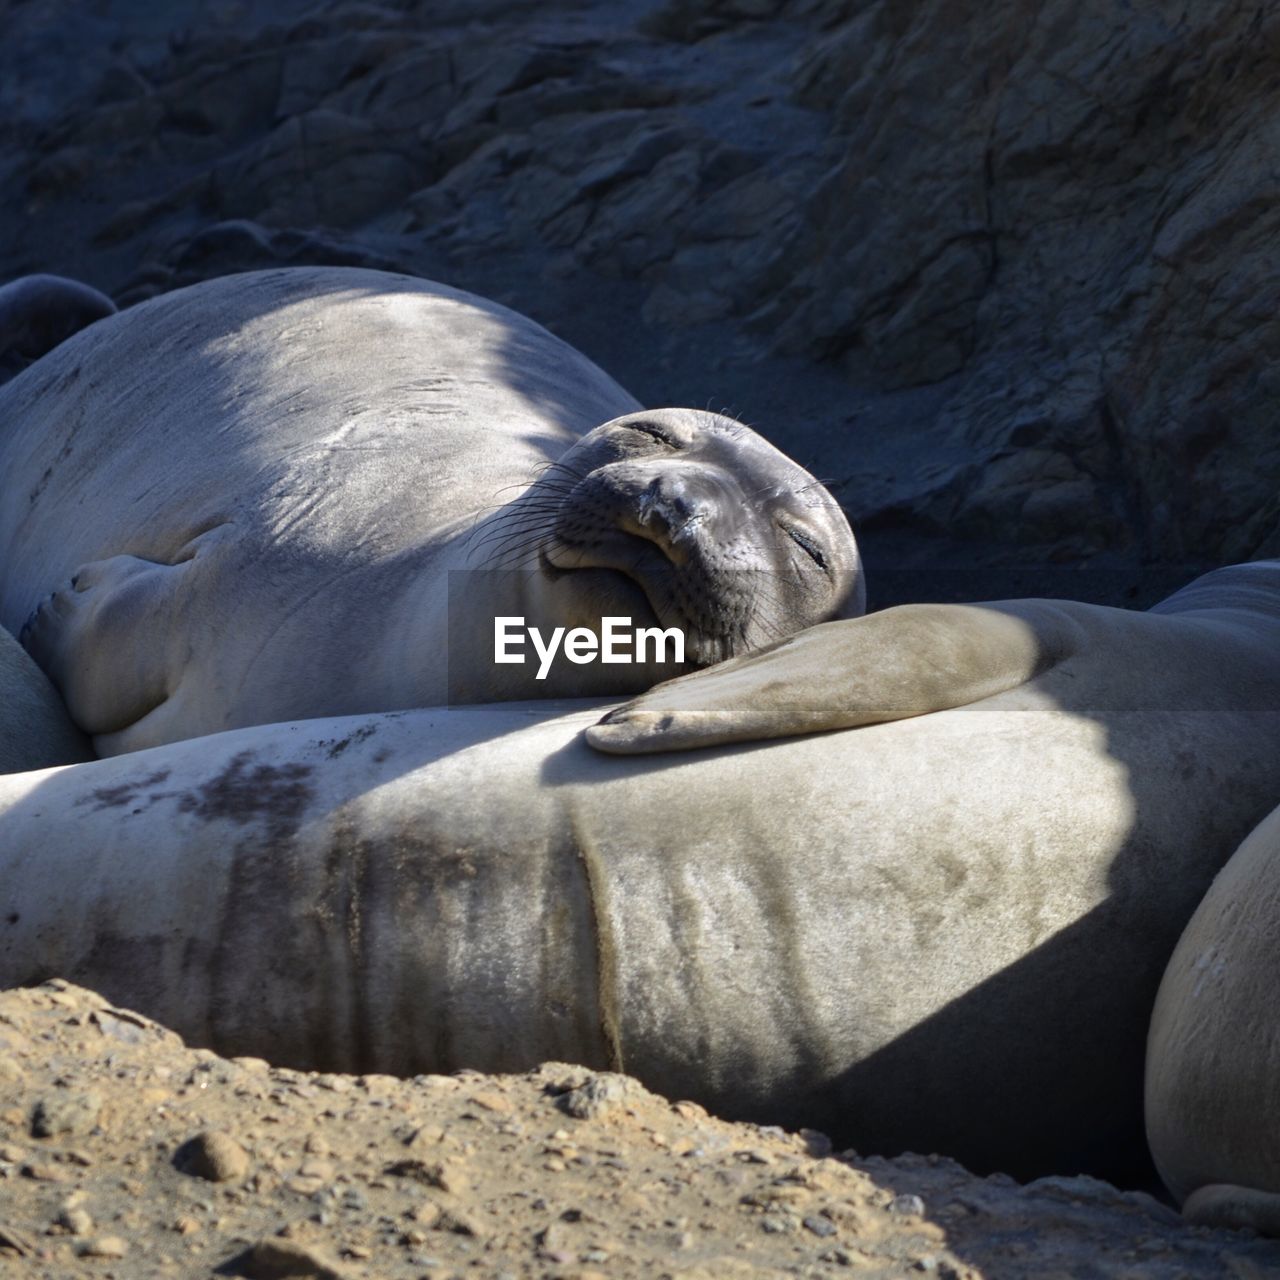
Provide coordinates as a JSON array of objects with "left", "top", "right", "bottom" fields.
[
  {"left": 0, "top": 267, "right": 861, "bottom": 754},
  {"left": 3, "top": 563, "right": 1279, "bottom": 1185}
]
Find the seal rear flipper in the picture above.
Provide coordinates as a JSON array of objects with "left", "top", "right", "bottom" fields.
[
  {"left": 0, "top": 274, "right": 116, "bottom": 384},
  {"left": 1183, "top": 1184, "right": 1280, "bottom": 1236},
  {"left": 20, "top": 554, "right": 188, "bottom": 739},
  {"left": 586, "top": 601, "right": 1075, "bottom": 753}
]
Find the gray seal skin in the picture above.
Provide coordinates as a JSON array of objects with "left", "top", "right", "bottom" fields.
[
  {"left": 3, "top": 563, "right": 1280, "bottom": 1183},
  {"left": 1146, "top": 801, "right": 1280, "bottom": 1234},
  {"left": 0, "top": 625, "right": 90, "bottom": 772},
  {"left": 0, "top": 267, "right": 862, "bottom": 755},
  {"left": 0, "top": 274, "right": 116, "bottom": 384}
]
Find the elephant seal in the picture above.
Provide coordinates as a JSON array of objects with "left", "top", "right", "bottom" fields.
[
  {"left": 0, "top": 267, "right": 861, "bottom": 755},
  {"left": 0, "top": 274, "right": 115, "bottom": 384},
  {"left": 3, "top": 563, "right": 1280, "bottom": 1184},
  {"left": 0, "top": 625, "right": 90, "bottom": 772},
  {"left": 1146, "top": 801, "right": 1280, "bottom": 1234}
]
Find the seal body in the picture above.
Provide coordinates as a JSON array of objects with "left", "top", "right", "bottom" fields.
[
  {"left": 1146, "top": 801, "right": 1280, "bottom": 1231},
  {"left": 0, "top": 274, "right": 115, "bottom": 384},
  {"left": 0, "top": 268, "right": 861, "bottom": 753},
  {"left": 3, "top": 564, "right": 1279, "bottom": 1183},
  {"left": 0, "top": 626, "right": 89, "bottom": 772}
]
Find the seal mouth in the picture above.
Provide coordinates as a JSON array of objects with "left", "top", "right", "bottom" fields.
[
  {"left": 540, "top": 542, "right": 739, "bottom": 666},
  {"left": 537, "top": 546, "right": 566, "bottom": 581},
  {"left": 539, "top": 545, "right": 663, "bottom": 629}
]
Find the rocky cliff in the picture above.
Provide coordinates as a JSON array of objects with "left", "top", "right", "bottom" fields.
[{"left": 3, "top": 0, "right": 1273, "bottom": 600}]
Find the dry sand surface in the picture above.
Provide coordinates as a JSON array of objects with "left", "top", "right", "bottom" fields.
[{"left": 3, "top": 982, "right": 1280, "bottom": 1279}]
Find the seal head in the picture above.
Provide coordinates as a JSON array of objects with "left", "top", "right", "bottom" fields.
[{"left": 492, "top": 408, "right": 863, "bottom": 666}]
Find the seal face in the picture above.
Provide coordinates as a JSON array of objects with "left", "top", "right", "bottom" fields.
[
  {"left": 0, "top": 267, "right": 862, "bottom": 752},
  {"left": 484, "top": 408, "right": 862, "bottom": 668}
]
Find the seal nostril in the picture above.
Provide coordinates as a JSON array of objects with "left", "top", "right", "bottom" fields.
[{"left": 652, "top": 479, "right": 713, "bottom": 540}]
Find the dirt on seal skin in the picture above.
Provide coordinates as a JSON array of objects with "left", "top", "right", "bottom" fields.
[{"left": 2, "top": 983, "right": 1280, "bottom": 1279}]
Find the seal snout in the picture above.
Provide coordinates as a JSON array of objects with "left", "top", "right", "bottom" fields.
[
  {"left": 630, "top": 470, "right": 730, "bottom": 563},
  {"left": 547, "top": 457, "right": 739, "bottom": 570}
]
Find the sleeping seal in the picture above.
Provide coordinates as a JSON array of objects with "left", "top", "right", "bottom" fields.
[{"left": 0, "top": 267, "right": 861, "bottom": 753}]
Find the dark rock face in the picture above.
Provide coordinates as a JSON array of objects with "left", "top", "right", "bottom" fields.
[
  {"left": 1, "top": 0, "right": 1272, "bottom": 593},
  {"left": 777, "top": 1, "right": 1280, "bottom": 567}
]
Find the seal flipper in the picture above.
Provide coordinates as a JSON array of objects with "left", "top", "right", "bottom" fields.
[
  {"left": 21, "top": 554, "right": 188, "bottom": 739},
  {"left": 1182, "top": 1184, "right": 1280, "bottom": 1236},
  {"left": 586, "top": 600, "right": 1077, "bottom": 754},
  {"left": 0, "top": 274, "right": 116, "bottom": 384}
]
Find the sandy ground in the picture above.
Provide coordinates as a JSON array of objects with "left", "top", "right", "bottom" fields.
[{"left": 2, "top": 983, "right": 1279, "bottom": 1279}]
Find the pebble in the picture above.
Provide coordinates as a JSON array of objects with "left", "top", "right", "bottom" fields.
[
  {"left": 242, "top": 1237, "right": 350, "bottom": 1279},
  {"left": 313, "top": 1075, "right": 351, "bottom": 1094},
  {"left": 384, "top": 1157, "right": 464, "bottom": 1192},
  {"left": 79, "top": 1235, "right": 128, "bottom": 1258},
  {"left": 30, "top": 1091, "right": 102, "bottom": 1139},
  {"left": 178, "top": 1131, "right": 250, "bottom": 1183},
  {"left": 672, "top": 1100, "right": 707, "bottom": 1120},
  {"left": 0, "top": 1223, "right": 35, "bottom": 1256},
  {"left": 800, "top": 1128, "right": 834, "bottom": 1157},
  {"left": 559, "top": 1072, "right": 642, "bottom": 1121},
  {"left": 287, "top": 1156, "right": 335, "bottom": 1192},
  {"left": 401, "top": 1124, "right": 447, "bottom": 1150},
  {"left": 889, "top": 1194, "right": 927, "bottom": 1217},
  {"left": 55, "top": 1206, "right": 94, "bottom": 1235},
  {"left": 469, "top": 1089, "right": 513, "bottom": 1114},
  {"left": 431, "top": 1206, "right": 484, "bottom": 1237},
  {"left": 90, "top": 1009, "right": 153, "bottom": 1045}
]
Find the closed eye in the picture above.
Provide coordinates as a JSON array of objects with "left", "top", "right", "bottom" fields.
[
  {"left": 622, "top": 420, "right": 680, "bottom": 448},
  {"left": 782, "top": 523, "right": 828, "bottom": 572}
]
